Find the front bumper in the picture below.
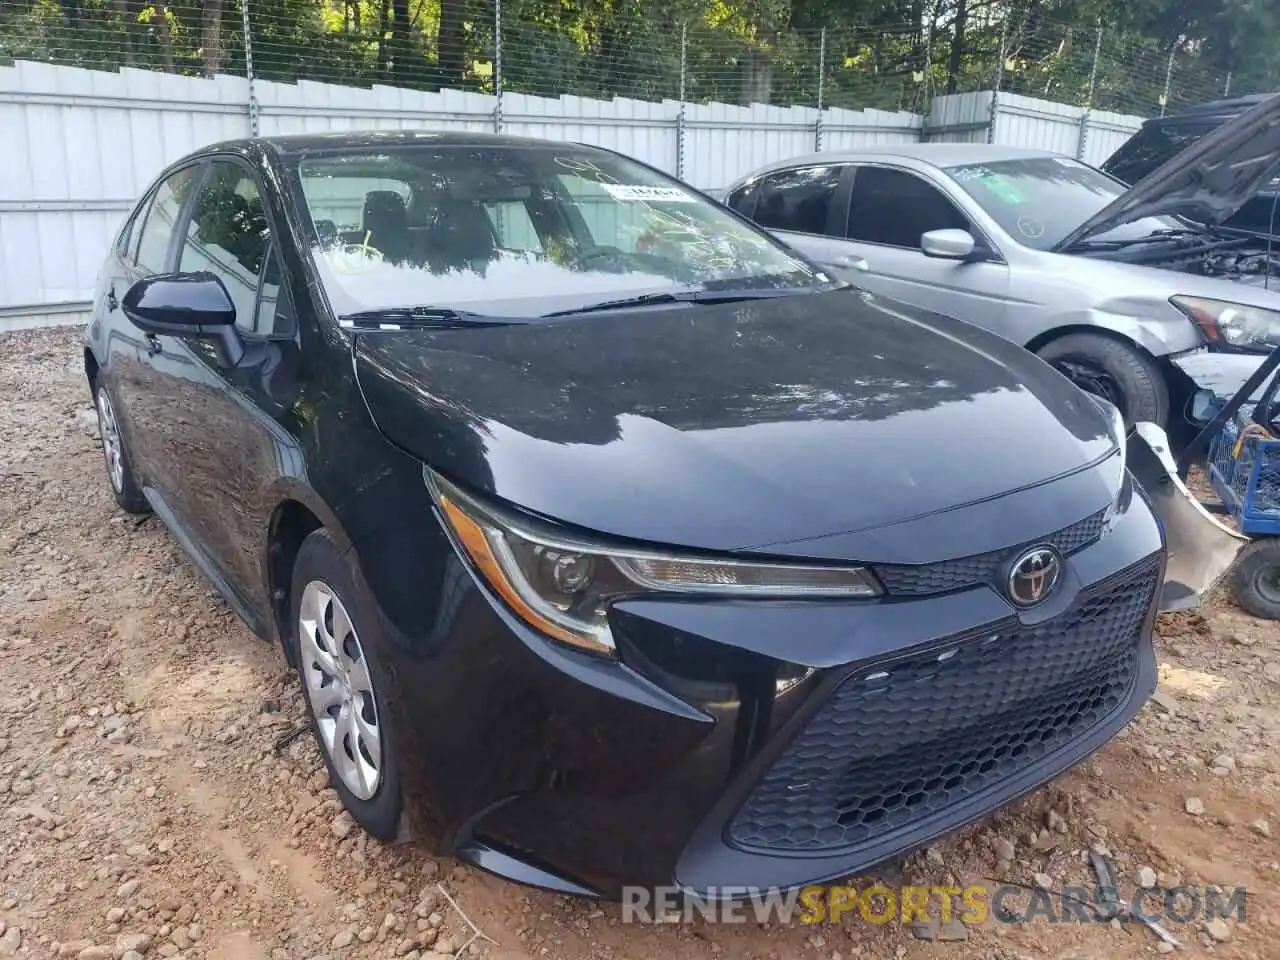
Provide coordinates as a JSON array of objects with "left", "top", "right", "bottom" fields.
[
  {"left": 676, "top": 556, "right": 1157, "bottom": 894},
  {"left": 385, "top": 473, "right": 1164, "bottom": 900}
]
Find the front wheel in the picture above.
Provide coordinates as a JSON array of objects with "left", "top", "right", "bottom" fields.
[
  {"left": 291, "top": 529, "right": 403, "bottom": 839},
  {"left": 94, "top": 380, "right": 150, "bottom": 515},
  {"left": 1035, "top": 333, "right": 1169, "bottom": 427},
  {"left": 1228, "top": 538, "right": 1280, "bottom": 620}
]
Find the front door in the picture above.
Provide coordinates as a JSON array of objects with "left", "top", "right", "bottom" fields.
[
  {"left": 834, "top": 164, "right": 1012, "bottom": 328},
  {"left": 129, "top": 158, "right": 305, "bottom": 617},
  {"left": 116, "top": 163, "right": 207, "bottom": 495},
  {"left": 164, "top": 159, "right": 306, "bottom": 613}
]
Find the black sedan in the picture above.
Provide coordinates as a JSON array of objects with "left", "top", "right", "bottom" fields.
[{"left": 86, "top": 131, "right": 1167, "bottom": 899}]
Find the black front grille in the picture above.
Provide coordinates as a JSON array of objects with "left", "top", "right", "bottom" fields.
[
  {"left": 874, "top": 509, "right": 1107, "bottom": 597},
  {"left": 727, "top": 558, "right": 1159, "bottom": 854}
]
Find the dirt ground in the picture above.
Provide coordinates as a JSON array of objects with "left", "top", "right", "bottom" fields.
[{"left": 1, "top": 326, "right": 1277, "bottom": 960}]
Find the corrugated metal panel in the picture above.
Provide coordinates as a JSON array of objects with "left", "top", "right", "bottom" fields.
[
  {"left": 0, "top": 61, "right": 253, "bottom": 315},
  {"left": 1081, "top": 109, "right": 1144, "bottom": 167},
  {"left": 925, "top": 91, "right": 992, "bottom": 142},
  {"left": 1, "top": 60, "right": 1155, "bottom": 324},
  {"left": 991, "top": 93, "right": 1082, "bottom": 155}
]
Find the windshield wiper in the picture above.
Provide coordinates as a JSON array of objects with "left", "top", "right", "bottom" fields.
[
  {"left": 1065, "top": 228, "right": 1214, "bottom": 252},
  {"left": 340, "top": 306, "right": 522, "bottom": 329},
  {"left": 541, "top": 285, "right": 834, "bottom": 318}
]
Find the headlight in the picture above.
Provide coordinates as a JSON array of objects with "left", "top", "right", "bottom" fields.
[
  {"left": 425, "top": 469, "right": 882, "bottom": 655},
  {"left": 1171, "top": 295, "right": 1280, "bottom": 350}
]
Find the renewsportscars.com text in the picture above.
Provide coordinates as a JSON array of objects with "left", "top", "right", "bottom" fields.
[{"left": 621, "top": 883, "right": 1248, "bottom": 926}]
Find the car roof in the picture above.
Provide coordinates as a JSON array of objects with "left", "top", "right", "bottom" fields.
[
  {"left": 194, "top": 130, "right": 612, "bottom": 161},
  {"left": 732, "top": 143, "right": 1063, "bottom": 185}
]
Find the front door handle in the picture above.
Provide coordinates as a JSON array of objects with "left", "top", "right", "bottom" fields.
[
  {"left": 831, "top": 255, "right": 870, "bottom": 272},
  {"left": 146, "top": 334, "right": 162, "bottom": 357}
]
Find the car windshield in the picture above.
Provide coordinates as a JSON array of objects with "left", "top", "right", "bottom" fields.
[
  {"left": 943, "top": 156, "right": 1184, "bottom": 250},
  {"left": 292, "top": 143, "right": 828, "bottom": 318}
]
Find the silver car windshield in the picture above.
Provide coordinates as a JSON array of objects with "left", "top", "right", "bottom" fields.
[
  {"left": 294, "top": 145, "right": 827, "bottom": 317},
  {"left": 944, "top": 156, "right": 1182, "bottom": 250}
]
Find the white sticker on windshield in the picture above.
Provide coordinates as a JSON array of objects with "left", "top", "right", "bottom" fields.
[{"left": 601, "top": 183, "right": 697, "bottom": 203}]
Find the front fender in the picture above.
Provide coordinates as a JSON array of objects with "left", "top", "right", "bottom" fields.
[{"left": 1035, "top": 304, "right": 1204, "bottom": 359}]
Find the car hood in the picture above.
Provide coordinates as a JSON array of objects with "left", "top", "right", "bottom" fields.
[
  {"left": 1057, "top": 92, "right": 1280, "bottom": 251},
  {"left": 352, "top": 289, "right": 1117, "bottom": 559}
]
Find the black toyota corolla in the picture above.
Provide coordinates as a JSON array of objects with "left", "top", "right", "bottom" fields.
[{"left": 85, "top": 131, "right": 1175, "bottom": 899}]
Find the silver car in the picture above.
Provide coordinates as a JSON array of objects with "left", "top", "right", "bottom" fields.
[{"left": 721, "top": 95, "right": 1280, "bottom": 427}]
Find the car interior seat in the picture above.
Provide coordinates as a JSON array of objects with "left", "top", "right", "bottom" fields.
[
  {"left": 421, "top": 198, "right": 497, "bottom": 268},
  {"left": 362, "top": 191, "right": 410, "bottom": 263}
]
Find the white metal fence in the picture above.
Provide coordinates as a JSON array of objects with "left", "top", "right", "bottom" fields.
[
  {"left": 924, "top": 90, "right": 1144, "bottom": 164},
  {"left": 0, "top": 59, "right": 1146, "bottom": 329}
]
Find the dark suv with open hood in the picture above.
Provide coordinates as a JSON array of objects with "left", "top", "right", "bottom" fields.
[{"left": 1104, "top": 94, "right": 1280, "bottom": 241}]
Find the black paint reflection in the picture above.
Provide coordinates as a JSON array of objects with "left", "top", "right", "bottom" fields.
[{"left": 354, "top": 287, "right": 1116, "bottom": 554}]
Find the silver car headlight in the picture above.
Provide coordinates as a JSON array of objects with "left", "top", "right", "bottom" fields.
[
  {"left": 1171, "top": 295, "right": 1280, "bottom": 350},
  {"left": 425, "top": 469, "right": 882, "bottom": 655}
]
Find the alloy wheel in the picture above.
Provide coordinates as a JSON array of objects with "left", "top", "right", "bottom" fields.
[
  {"left": 96, "top": 388, "right": 125, "bottom": 494},
  {"left": 1053, "top": 360, "right": 1126, "bottom": 419},
  {"left": 298, "top": 580, "right": 383, "bottom": 800}
]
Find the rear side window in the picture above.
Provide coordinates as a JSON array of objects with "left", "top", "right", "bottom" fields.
[
  {"left": 115, "top": 196, "right": 151, "bottom": 261},
  {"left": 753, "top": 166, "right": 843, "bottom": 235},
  {"left": 300, "top": 175, "right": 411, "bottom": 237},
  {"left": 725, "top": 182, "right": 759, "bottom": 218},
  {"left": 847, "top": 166, "right": 968, "bottom": 249},
  {"left": 484, "top": 201, "right": 542, "bottom": 253},
  {"left": 134, "top": 166, "right": 202, "bottom": 274}
]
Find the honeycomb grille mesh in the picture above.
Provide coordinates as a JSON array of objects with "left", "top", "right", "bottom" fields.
[
  {"left": 873, "top": 509, "right": 1107, "bottom": 597},
  {"left": 727, "top": 559, "right": 1159, "bottom": 854}
]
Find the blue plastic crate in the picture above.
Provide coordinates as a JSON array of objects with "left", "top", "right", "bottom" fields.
[{"left": 1207, "top": 408, "right": 1280, "bottom": 536}]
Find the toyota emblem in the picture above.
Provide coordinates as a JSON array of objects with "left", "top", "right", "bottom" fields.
[{"left": 1006, "top": 546, "right": 1063, "bottom": 607}]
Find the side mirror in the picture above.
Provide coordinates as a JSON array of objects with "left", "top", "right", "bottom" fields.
[
  {"left": 921, "top": 228, "right": 978, "bottom": 260},
  {"left": 122, "top": 273, "right": 244, "bottom": 366}
]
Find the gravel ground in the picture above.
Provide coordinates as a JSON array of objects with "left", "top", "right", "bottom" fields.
[{"left": 0, "top": 326, "right": 1277, "bottom": 960}]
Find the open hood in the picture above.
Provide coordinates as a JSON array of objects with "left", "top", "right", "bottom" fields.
[{"left": 1056, "top": 92, "right": 1280, "bottom": 251}]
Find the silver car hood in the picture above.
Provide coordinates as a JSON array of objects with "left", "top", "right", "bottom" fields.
[{"left": 1056, "top": 92, "right": 1280, "bottom": 250}]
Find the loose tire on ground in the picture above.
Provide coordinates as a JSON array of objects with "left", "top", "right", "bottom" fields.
[
  {"left": 290, "top": 528, "right": 403, "bottom": 840},
  {"left": 1228, "top": 538, "right": 1280, "bottom": 620},
  {"left": 1035, "top": 332, "right": 1170, "bottom": 427}
]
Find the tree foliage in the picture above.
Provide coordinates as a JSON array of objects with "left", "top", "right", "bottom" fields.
[{"left": 1, "top": 0, "right": 1276, "bottom": 116}]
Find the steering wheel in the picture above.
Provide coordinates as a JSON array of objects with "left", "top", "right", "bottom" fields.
[
  {"left": 329, "top": 240, "right": 385, "bottom": 275},
  {"left": 570, "top": 245, "right": 630, "bottom": 271}
]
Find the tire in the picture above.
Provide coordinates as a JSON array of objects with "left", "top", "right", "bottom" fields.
[
  {"left": 1035, "top": 333, "right": 1169, "bottom": 427},
  {"left": 290, "top": 528, "right": 402, "bottom": 839},
  {"left": 1228, "top": 538, "right": 1280, "bottom": 620},
  {"left": 93, "top": 379, "right": 150, "bottom": 515}
]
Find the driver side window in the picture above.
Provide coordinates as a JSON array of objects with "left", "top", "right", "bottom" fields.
[
  {"left": 847, "top": 166, "right": 968, "bottom": 249},
  {"left": 179, "top": 161, "right": 293, "bottom": 338},
  {"left": 134, "top": 167, "right": 202, "bottom": 274}
]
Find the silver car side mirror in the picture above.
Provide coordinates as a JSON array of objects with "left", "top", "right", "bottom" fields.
[{"left": 921, "top": 228, "right": 977, "bottom": 260}]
